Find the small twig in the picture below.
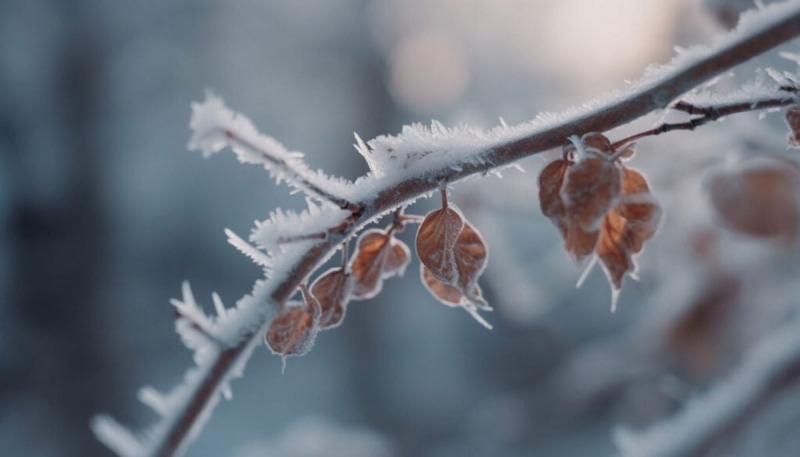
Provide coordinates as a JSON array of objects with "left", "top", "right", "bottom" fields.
[
  {"left": 440, "top": 188, "right": 448, "bottom": 209},
  {"left": 611, "top": 96, "right": 799, "bottom": 149}
]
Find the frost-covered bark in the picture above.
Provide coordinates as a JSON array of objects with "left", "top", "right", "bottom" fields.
[{"left": 92, "top": 3, "right": 800, "bottom": 456}]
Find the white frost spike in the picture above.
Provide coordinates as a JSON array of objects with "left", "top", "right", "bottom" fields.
[
  {"left": 138, "top": 386, "right": 170, "bottom": 417},
  {"left": 90, "top": 415, "right": 146, "bottom": 457},
  {"left": 250, "top": 204, "right": 350, "bottom": 254},
  {"left": 225, "top": 228, "right": 272, "bottom": 270},
  {"left": 212, "top": 292, "right": 227, "bottom": 318}
]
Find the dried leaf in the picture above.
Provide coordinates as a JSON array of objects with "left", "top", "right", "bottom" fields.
[
  {"left": 453, "top": 220, "right": 489, "bottom": 306},
  {"left": 421, "top": 266, "right": 491, "bottom": 329},
  {"left": 581, "top": 132, "right": 613, "bottom": 154},
  {"left": 416, "top": 205, "right": 489, "bottom": 308},
  {"left": 310, "top": 267, "right": 353, "bottom": 329},
  {"left": 386, "top": 240, "right": 411, "bottom": 273},
  {"left": 538, "top": 159, "right": 570, "bottom": 238},
  {"left": 707, "top": 158, "right": 800, "bottom": 240},
  {"left": 415, "top": 206, "right": 465, "bottom": 284},
  {"left": 265, "top": 300, "right": 319, "bottom": 358},
  {"left": 618, "top": 167, "right": 662, "bottom": 253},
  {"left": 785, "top": 105, "right": 800, "bottom": 148},
  {"left": 596, "top": 209, "right": 633, "bottom": 291},
  {"left": 663, "top": 273, "right": 741, "bottom": 379},
  {"left": 565, "top": 224, "right": 599, "bottom": 263},
  {"left": 350, "top": 229, "right": 410, "bottom": 300},
  {"left": 562, "top": 156, "right": 622, "bottom": 231},
  {"left": 421, "top": 265, "right": 469, "bottom": 307}
]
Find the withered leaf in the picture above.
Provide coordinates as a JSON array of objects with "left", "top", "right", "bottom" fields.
[
  {"left": 421, "top": 265, "right": 491, "bottom": 329},
  {"left": 562, "top": 155, "right": 622, "bottom": 231},
  {"left": 581, "top": 132, "right": 613, "bottom": 154},
  {"left": 618, "top": 167, "right": 662, "bottom": 253},
  {"left": 415, "top": 206, "right": 465, "bottom": 284},
  {"left": 265, "top": 300, "right": 320, "bottom": 358},
  {"left": 707, "top": 158, "right": 800, "bottom": 240},
  {"left": 786, "top": 105, "right": 800, "bottom": 148},
  {"left": 421, "top": 265, "right": 469, "bottom": 307},
  {"left": 310, "top": 267, "right": 353, "bottom": 329},
  {"left": 565, "top": 225, "right": 599, "bottom": 264},
  {"left": 453, "top": 220, "right": 489, "bottom": 305},
  {"left": 350, "top": 229, "right": 411, "bottom": 300},
  {"left": 663, "top": 273, "right": 741, "bottom": 380},
  {"left": 539, "top": 159, "right": 570, "bottom": 238},
  {"left": 596, "top": 209, "right": 633, "bottom": 291}
]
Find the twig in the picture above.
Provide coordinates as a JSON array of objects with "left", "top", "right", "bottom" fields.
[
  {"left": 95, "top": 6, "right": 800, "bottom": 457},
  {"left": 611, "top": 96, "right": 799, "bottom": 149}
]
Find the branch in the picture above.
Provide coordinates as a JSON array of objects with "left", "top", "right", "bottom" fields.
[
  {"left": 612, "top": 95, "right": 800, "bottom": 148},
  {"left": 93, "top": 3, "right": 800, "bottom": 457}
]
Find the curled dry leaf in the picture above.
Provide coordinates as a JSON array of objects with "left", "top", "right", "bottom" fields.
[
  {"left": 265, "top": 296, "right": 320, "bottom": 358},
  {"left": 596, "top": 167, "right": 661, "bottom": 293},
  {"left": 350, "top": 228, "right": 410, "bottom": 300},
  {"left": 596, "top": 209, "right": 633, "bottom": 291},
  {"left": 786, "top": 105, "right": 800, "bottom": 148},
  {"left": 421, "top": 266, "right": 491, "bottom": 329},
  {"left": 415, "top": 206, "right": 464, "bottom": 283},
  {"left": 581, "top": 132, "right": 613, "bottom": 154},
  {"left": 562, "top": 155, "right": 622, "bottom": 232},
  {"left": 617, "top": 167, "right": 662, "bottom": 253},
  {"left": 707, "top": 158, "right": 800, "bottom": 240},
  {"left": 416, "top": 202, "right": 491, "bottom": 326},
  {"left": 538, "top": 159, "right": 571, "bottom": 238},
  {"left": 310, "top": 267, "right": 354, "bottom": 329}
]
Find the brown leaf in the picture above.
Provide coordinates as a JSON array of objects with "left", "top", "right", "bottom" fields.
[
  {"left": 785, "top": 105, "right": 800, "bottom": 148},
  {"left": 420, "top": 265, "right": 468, "bottom": 307},
  {"left": 453, "top": 220, "right": 489, "bottom": 305},
  {"left": 350, "top": 229, "right": 410, "bottom": 300},
  {"left": 663, "top": 273, "right": 741, "bottom": 379},
  {"left": 420, "top": 265, "right": 491, "bottom": 329},
  {"left": 538, "top": 159, "right": 570, "bottom": 238},
  {"left": 562, "top": 155, "right": 622, "bottom": 231},
  {"left": 618, "top": 167, "right": 662, "bottom": 253},
  {"left": 265, "top": 301, "right": 319, "bottom": 358},
  {"left": 596, "top": 209, "right": 633, "bottom": 291},
  {"left": 581, "top": 132, "right": 613, "bottom": 154},
  {"left": 565, "top": 224, "right": 599, "bottom": 263},
  {"left": 707, "top": 158, "right": 800, "bottom": 240},
  {"left": 386, "top": 239, "right": 411, "bottom": 273},
  {"left": 310, "top": 267, "right": 353, "bottom": 329},
  {"left": 415, "top": 206, "right": 465, "bottom": 284}
]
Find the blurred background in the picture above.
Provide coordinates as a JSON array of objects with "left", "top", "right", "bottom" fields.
[{"left": 2, "top": 0, "right": 800, "bottom": 456}]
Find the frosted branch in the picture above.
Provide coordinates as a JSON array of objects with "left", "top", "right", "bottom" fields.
[
  {"left": 95, "top": 3, "right": 800, "bottom": 457},
  {"left": 188, "top": 93, "right": 361, "bottom": 212},
  {"left": 614, "top": 318, "right": 800, "bottom": 457}
]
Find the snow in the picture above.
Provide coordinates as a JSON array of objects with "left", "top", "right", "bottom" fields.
[{"left": 614, "top": 317, "right": 800, "bottom": 457}]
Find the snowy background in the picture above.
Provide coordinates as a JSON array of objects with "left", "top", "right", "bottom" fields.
[{"left": 2, "top": 0, "right": 800, "bottom": 456}]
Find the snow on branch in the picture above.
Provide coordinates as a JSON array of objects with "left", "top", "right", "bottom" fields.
[
  {"left": 614, "top": 317, "right": 800, "bottom": 457},
  {"left": 188, "top": 92, "right": 360, "bottom": 211},
  {"left": 94, "top": 3, "right": 800, "bottom": 457}
]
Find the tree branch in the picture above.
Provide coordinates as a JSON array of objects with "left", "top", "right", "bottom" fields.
[
  {"left": 93, "top": 4, "right": 800, "bottom": 457},
  {"left": 611, "top": 95, "right": 800, "bottom": 148}
]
